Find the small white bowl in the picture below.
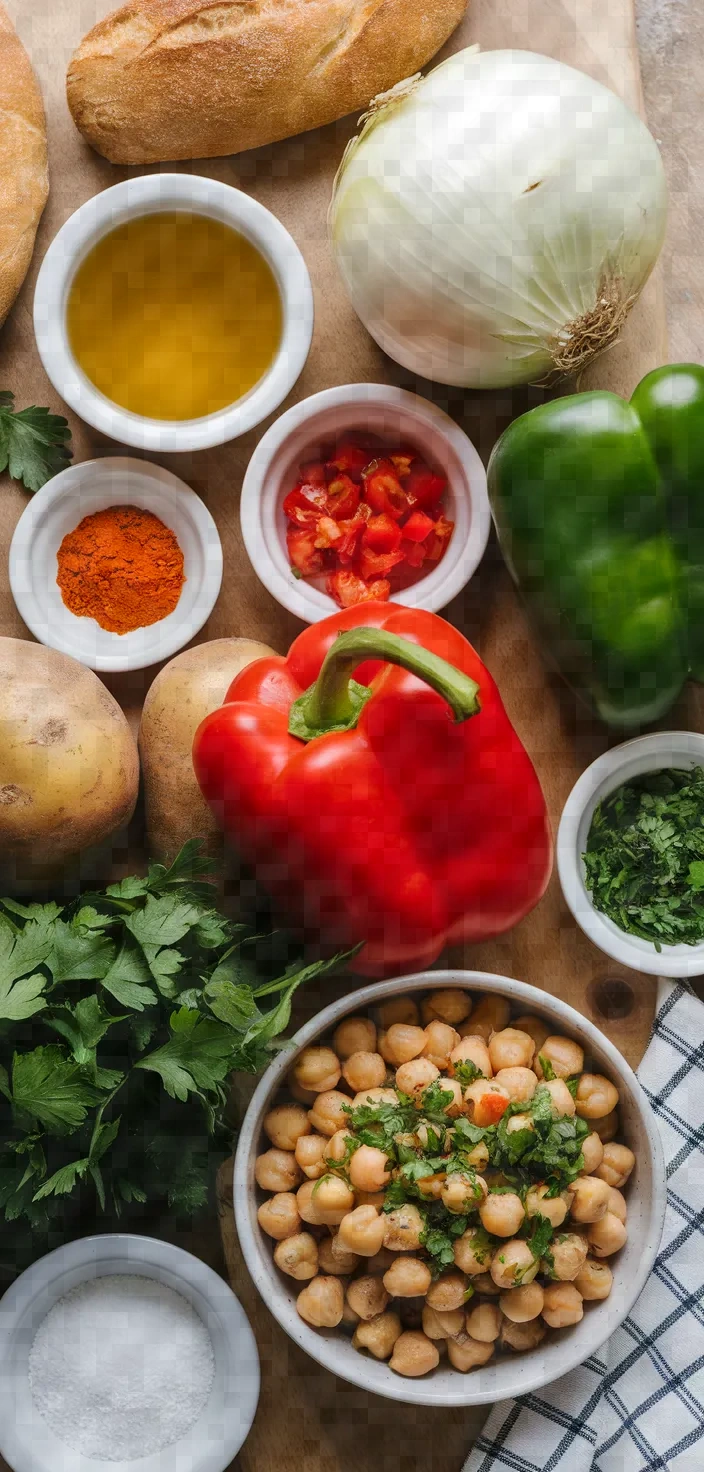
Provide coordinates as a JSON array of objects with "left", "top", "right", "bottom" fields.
[
  {"left": 235, "top": 969, "right": 665, "bottom": 1407},
  {"left": 33, "top": 174, "right": 314, "bottom": 452},
  {"left": 9, "top": 456, "right": 223, "bottom": 673},
  {"left": 0, "top": 1233, "right": 260, "bottom": 1472},
  {"left": 239, "top": 384, "right": 490, "bottom": 622},
  {"left": 558, "top": 730, "right": 704, "bottom": 977}
]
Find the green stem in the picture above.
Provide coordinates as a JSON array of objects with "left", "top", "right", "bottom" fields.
[{"left": 289, "top": 628, "right": 481, "bottom": 742}]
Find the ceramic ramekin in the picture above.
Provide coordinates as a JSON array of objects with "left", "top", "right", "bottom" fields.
[
  {"left": 33, "top": 174, "right": 314, "bottom": 452},
  {"left": 558, "top": 730, "right": 704, "bottom": 977},
  {"left": 239, "top": 383, "right": 490, "bottom": 622},
  {"left": 234, "top": 969, "right": 665, "bottom": 1408},
  {"left": 0, "top": 1233, "right": 260, "bottom": 1472}
]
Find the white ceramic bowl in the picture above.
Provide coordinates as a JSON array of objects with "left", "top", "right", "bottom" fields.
[
  {"left": 33, "top": 174, "right": 314, "bottom": 452},
  {"left": 234, "top": 969, "right": 665, "bottom": 1407},
  {"left": 0, "top": 1233, "right": 260, "bottom": 1472},
  {"left": 239, "top": 384, "right": 490, "bottom": 622},
  {"left": 558, "top": 730, "right": 704, "bottom": 977},
  {"left": 9, "top": 456, "right": 223, "bottom": 672}
]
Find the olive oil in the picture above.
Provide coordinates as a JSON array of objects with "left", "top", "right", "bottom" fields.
[{"left": 67, "top": 212, "right": 282, "bottom": 420}]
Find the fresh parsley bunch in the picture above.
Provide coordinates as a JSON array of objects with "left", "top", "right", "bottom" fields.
[{"left": 0, "top": 842, "right": 355, "bottom": 1231}]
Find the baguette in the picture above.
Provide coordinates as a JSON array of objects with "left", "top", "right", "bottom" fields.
[
  {"left": 67, "top": 0, "right": 467, "bottom": 165},
  {"left": 0, "top": 5, "right": 48, "bottom": 327}
]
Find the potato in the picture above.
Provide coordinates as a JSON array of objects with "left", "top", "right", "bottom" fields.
[
  {"left": 0, "top": 638, "right": 138, "bottom": 881},
  {"left": 139, "top": 638, "right": 275, "bottom": 862}
]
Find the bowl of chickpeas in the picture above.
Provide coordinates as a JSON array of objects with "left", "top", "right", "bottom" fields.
[{"left": 234, "top": 971, "right": 665, "bottom": 1405}]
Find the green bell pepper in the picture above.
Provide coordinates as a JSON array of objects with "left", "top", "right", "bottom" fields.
[{"left": 488, "top": 363, "right": 704, "bottom": 727}]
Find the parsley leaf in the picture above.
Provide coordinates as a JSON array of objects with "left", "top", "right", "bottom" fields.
[
  {"left": 452, "top": 1058, "right": 483, "bottom": 1087},
  {"left": 0, "top": 393, "right": 73, "bottom": 491}
]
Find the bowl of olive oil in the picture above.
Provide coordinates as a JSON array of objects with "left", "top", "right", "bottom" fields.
[{"left": 34, "top": 175, "right": 313, "bottom": 452}]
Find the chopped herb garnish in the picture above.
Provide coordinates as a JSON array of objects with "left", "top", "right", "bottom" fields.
[
  {"left": 538, "top": 1054, "right": 556, "bottom": 1081},
  {"left": 452, "top": 1058, "right": 483, "bottom": 1088}
]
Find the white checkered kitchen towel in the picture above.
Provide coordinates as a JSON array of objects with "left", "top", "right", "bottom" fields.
[{"left": 465, "top": 979, "right": 704, "bottom": 1472}]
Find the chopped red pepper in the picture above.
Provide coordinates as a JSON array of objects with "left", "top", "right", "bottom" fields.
[{"left": 282, "top": 439, "right": 454, "bottom": 606}]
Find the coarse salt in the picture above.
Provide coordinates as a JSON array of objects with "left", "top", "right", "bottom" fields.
[{"left": 28, "top": 1273, "right": 215, "bottom": 1461}]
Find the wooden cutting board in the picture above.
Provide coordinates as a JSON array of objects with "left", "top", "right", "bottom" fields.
[{"left": 0, "top": 0, "right": 684, "bottom": 1467}]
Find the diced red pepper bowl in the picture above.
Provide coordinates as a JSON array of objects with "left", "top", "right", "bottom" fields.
[{"left": 240, "top": 385, "right": 490, "bottom": 622}]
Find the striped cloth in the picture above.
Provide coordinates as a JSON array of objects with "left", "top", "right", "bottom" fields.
[{"left": 465, "top": 979, "right": 704, "bottom": 1472}]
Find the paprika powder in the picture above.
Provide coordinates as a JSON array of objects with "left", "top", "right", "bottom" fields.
[{"left": 56, "top": 504, "right": 185, "bottom": 634}]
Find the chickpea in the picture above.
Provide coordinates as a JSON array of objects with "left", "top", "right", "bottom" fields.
[
  {"left": 480, "top": 1191, "right": 525, "bottom": 1238},
  {"left": 421, "top": 1305, "right": 465, "bottom": 1340},
  {"left": 346, "top": 1274, "right": 390, "bottom": 1321},
  {"left": 464, "top": 995, "right": 510, "bottom": 1041},
  {"left": 354, "top": 1190, "right": 386, "bottom": 1209},
  {"left": 488, "top": 1028, "right": 535, "bottom": 1073},
  {"left": 307, "top": 1090, "right": 351, "bottom": 1137},
  {"left": 341, "top": 1299, "right": 361, "bottom": 1331},
  {"left": 453, "top": 1230, "right": 493, "bottom": 1276},
  {"left": 263, "top": 1102, "right": 310, "bottom": 1152},
  {"left": 434, "top": 1078, "right": 465, "bottom": 1116},
  {"left": 466, "top": 1301, "right": 502, "bottom": 1343},
  {"left": 449, "top": 1035, "right": 492, "bottom": 1080},
  {"left": 545, "top": 1232, "right": 588, "bottom": 1281},
  {"left": 395, "top": 1058, "right": 440, "bottom": 1097},
  {"left": 568, "top": 1175, "right": 611, "bottom": 1224},
  {"left": 448, "top": 1337, "right": 495, "bottom": 1370},
  {"left": 575, "top": 1257, "right": 614, "bottom": 1301},
  {"left": 341, "top": 1051, "right": 386, "bottom": 1094},
  {"left": 333, "top": 1015, "right": 377, "bottom": 1059},
  {"left": 316, "top": 1234, "right": 356, "bottom": 1276},
  {"left": 273, "top": 1232, "right": 319, "bottom": 1281},
  {"left": 575, "top": 1073, "right": 620, "bottom": 1121},
  {"left": 588, "top": 1212, "right": 628, "bottom": 1258},
  {"left": 297, "top": 1179, "right": 335, "bottom": 1227},
  {"left": 297, "top": 1275, "right": 344, "bottom": 1328},
  {"left": 581, "top": 1131, "right": 605, "bottom": 1175},
  {"left": 352, "top": 1310, "right": 402, "bottom": 1360},
  {"left": 349, "top": 1144, "right": 391, "bottom": 1194},
  {"left": 465, "top": 1080, "right": 510, "bottom": 1127},
  {"left": 376, "top": 996, "right": 420, "bottom": 1029},
  {"left": 383, "top": 1203, "right": 424, "bottom": 1252},
  {"left": 466, "top": 1141, "right": 490, "bottom": 1171},
  {"left": 421, "top": 1020, "right": 460, "bottom": 1069},
  {"left": 525, "top": 1184, "right": 570, "bottom": 1228},
  {"left": 415, "top": 1172, "right": 445, "bottom": 1201},
  {"left": 389, "top": 1330, "right": 440, "bottom": 1377},
  {"left": 314, "top": 1175, "right": 356, "bottom": 1224},
  {"left": 542, "top": 1078, "right": 577, "bottom": 1118},
  {"left": 594, "top": 1109, "right": 620, "bottom": 1143},
  {"left": 596, "top": 1142, "right": 635, "bottom": 1189},
  {"left": 442, "top": 1172, "right": 487, "bottom": 1216},
  {"left": 495, "top": 1066, "right": 537, "bottom": 1103},
  {"left": 537, "top": 1035, "right": 584, "bottom": 1080},
  {"left": 425, "top": 1270, "right": 467, "bottom": 1312},
  {"left": 542, "top": 1282, "right": 584, "bottom": 1328},
  {"left": 325, "top": 1128, "right": 355, "bottom": 1164},
  {"left": 606, "top": 1187, "right": 627, "bottom": 1224},
  {"left": 422, "top": 989, "right": 472, "bottom": 1026},
  {"left": 295, "top": 1133, "right": 328, "bottom": 1180},
  {"left": 383, "top": 1256, "right": 432, "bottom": 1298},
  {"left": 337, "top": 1204, "right": 386, "bottom": 1257},
  {"left": 257, "top": 1192, "right": 301, "bottom": 1240},
  {"left": 499, "top": 1282, "right": 544, "bottom": 1323},
  {"left": 293, "top": 1046, "right": 341, "bottom": 1095},
  {"left": 490, "top": 1240, "right": 538, "bottom": 1290},
  {"left": 381, "top": 1023, "right": 427, "bottom": 1066},
  {"left": 255, "top": 1147, "right": 302, "bottom": 1193},
  {"left": 352, "top": 1087, "right": 398, "bottom": 1110},
  {"left": 473, "top": 1271, "right": 501, "bottom": 1297},
  {"left": 501, "top": 1316, "right": 546, "bottom": 1352},
  {"left": 287, "top": 1076, "right": 316, "bottom": 1106},
  {"left": 513, "top": 1014, "right": 550, "bottom": 1052},
  {"left": 506, "top": 1112, "right": 535, "bottom": 1136}
]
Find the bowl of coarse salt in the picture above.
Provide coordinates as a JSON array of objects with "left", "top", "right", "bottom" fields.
[{"left": 0, "top": 1233, "right": 260, "bottom": 1472}]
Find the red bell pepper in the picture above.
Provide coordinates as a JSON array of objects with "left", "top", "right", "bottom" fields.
[{"left": 193, "top": 603, "right": 552, "bottom": 976}]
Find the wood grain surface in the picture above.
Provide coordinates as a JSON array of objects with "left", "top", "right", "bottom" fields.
[{"left": 0, "top": 1, "right": 699, "bottom": 1468}]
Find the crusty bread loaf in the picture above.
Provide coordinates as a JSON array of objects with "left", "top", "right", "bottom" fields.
[
  {"left": 67, "top": 0, "right": 467, "bottom": 164},
  {"left": 0, "top": 6, "right": 48, "bottom": 327}
]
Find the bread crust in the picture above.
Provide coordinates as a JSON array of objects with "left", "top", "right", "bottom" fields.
[
  {"left": 67, "top": 0, "right": 467, "bottom": 164},
  {"left": 0, "top": 5, "right": 48, "bottom": 326}
]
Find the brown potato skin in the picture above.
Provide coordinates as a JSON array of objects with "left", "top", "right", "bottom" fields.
[
  {"left": 0, "top": 638, "right": 138, "bottom": 882},
  {"left": 139, "top": 637, "right": 275, "bottom": 862}
]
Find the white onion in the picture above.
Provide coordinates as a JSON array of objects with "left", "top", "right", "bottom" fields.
[{"left": 329, "top": 49, "right": 667, "bottom": 388}]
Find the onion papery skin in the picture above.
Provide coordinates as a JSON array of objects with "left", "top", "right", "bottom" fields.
[{"left": 329, "top": 49, "right": 668, "bottom": 389}]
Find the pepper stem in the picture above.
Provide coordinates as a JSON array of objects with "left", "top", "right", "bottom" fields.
[{"left": 288, "top": 627, "right": 481, "bottom": 742}]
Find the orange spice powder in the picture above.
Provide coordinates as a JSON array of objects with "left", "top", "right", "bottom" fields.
[{"left": 56, "top": 505, "right": 185, "bottom": 634}]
